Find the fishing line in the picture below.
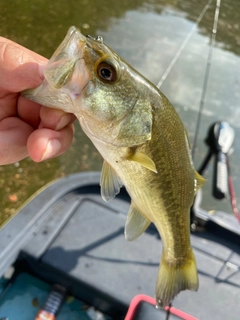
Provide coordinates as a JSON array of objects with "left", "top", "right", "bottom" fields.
[
  {"left": 227, "top": 158, "right": 240, "bottom": 223},
  {"left": 165, "top": 303, "right": 172, "bottom": 320},
  {"left": 156, "top": 0, "right": 213, "bottom": 89},
  {"left": 191, "top": 0, "right": 221, "bottom": 160}
]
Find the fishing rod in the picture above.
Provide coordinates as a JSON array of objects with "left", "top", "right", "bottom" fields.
[
  {"left": 200, "top": 121, "right": 234, "bottom": 199},
  {"left": 156, "top": 0, "right": 222, "bottom": 161},
  {"left": 189, "top": 0, "right": 240, "bottom": 223},
  {"left": 191, "top": 0, "right": 222, "bottom": 160},
  {"left": 198, "top": 120, "right": 240, "bottom": 223},
  {"left": 156, "top": 0, "right": 239, "bottom": 216},
  {"left": 157, "top": 0, "right": 213, "bottom": 89}
]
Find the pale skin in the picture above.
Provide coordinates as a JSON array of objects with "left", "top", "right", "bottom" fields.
[{"left": 0, "top": 37, "right": 75, "bottom": 165}]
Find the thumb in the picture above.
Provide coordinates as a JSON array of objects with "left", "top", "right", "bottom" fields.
[{"left": 0, "top": 37, "right": 47, "bottom": 92}]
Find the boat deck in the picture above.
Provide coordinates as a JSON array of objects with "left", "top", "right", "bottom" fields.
[{"left": 0, "top": 172, "right": 240, "bottom": 319}]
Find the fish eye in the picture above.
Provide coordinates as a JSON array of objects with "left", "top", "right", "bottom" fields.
[{"left": 97, "top": 61, "right": 117, "bottom": 82}]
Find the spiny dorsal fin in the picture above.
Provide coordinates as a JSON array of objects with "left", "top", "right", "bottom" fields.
[
  {"left": 194, "top": 170, "right": 206, "bottom": 194},
  {"left": 125, "top": 149, "right": 158, "bottom": 173},
  {"left": 100, "top": 160, "right": 122, "bottom": 202},
  {"left": 125, "top": 203, "right": 151, "bottom": 241}
]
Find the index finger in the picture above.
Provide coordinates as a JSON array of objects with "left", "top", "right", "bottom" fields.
[{"left": 0, "top": 37, "right": 47, "bottom": 92}]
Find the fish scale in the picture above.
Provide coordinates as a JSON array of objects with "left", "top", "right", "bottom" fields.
[{"left": 22, "top": 26, "right": 205, "bottom": 308}]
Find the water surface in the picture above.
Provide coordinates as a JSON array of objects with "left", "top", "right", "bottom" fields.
[{"left": 0, "top": 0, "right": 240, "bottom": 224}]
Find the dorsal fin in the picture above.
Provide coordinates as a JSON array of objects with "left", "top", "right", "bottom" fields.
[
  {"left": 125, "top": 149, "right": 158, "bottom": 173},
  {"left": 100, "top": 160, "right": 122, "bottom": 202},
  {"left": 194, "top": 170, "right": 206, "bottom": 194},
  {"left": 125, "top": 203, "right": 151, "bottom": 241}
]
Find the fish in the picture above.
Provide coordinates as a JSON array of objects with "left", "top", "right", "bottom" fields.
[{"left": 22, "top": 26, "right": 205, "bottom": 308}]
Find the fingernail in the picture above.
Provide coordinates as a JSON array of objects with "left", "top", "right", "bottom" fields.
[
  {"left": 38, "top": 63, "right": 47, "bottom": 80},
  {"left": 55, "top": 113, "right": 72, "bottom": 131},
  {"left": 41, "top": 139, "right": 61, "bottom": 161}
]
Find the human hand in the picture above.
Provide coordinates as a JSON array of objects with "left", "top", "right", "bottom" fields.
[{"left": 0, "top": 37, "right": 76, "bottom": 165}]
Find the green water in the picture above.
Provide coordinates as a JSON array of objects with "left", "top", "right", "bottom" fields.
[{"left": 0, "top": 0, "right": 240, "bottom": 224}]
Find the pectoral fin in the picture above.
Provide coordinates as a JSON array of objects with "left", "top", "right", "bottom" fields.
[
  {"left": 100, "top": 160, "right": 122, "bottom": 202},
  {"left": 125, "top": 203, "right": 151, "bottom": 241},
  {"left": 194, "top": 170, "right": 206, "bottom": 194},
  {"left": 125, "top": 150, "right": 158, "bottom": 173}
]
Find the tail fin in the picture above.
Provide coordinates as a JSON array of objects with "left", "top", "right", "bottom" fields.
[{"left": 155, "top": 248, "right": 198, "bottom": 308}]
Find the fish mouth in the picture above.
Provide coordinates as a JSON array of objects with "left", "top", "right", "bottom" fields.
[{"left": 22, "top": 27, "right": 91, "bottom": 114}]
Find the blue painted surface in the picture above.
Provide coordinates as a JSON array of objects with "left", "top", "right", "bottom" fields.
[{"left": 0, "top": 272, "right": 107, "bottom": 320}]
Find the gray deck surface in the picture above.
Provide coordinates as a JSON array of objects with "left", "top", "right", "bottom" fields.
[{"left": 1, "top": 172, "right": 240, "bottom": 319}]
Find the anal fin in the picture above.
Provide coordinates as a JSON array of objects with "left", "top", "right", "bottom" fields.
[{"left": 125, "top": 203, "right": 151, "bottom": 241}]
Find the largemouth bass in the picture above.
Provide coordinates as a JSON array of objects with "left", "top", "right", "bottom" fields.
[{"left": 23, "top": 27, "right": 205, "bottom": 308}]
